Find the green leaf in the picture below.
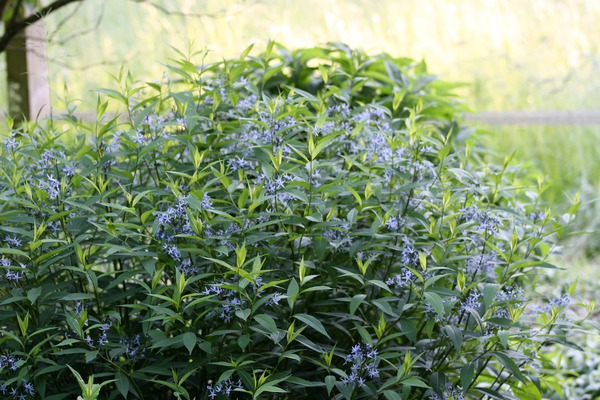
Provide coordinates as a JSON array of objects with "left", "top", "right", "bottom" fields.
[
  {"left": 512, "top": 379, "right": 542, "bottom": 400},
  {"left": 474, "top": 387, "right": 508, "bottom": 399},
  {"left": 443, "top": 325, "right": 462, "bottom": 352},
  {"left": 238, "top": 334, "right": 250, "bottom": 350},
  {"left": 286, "top": 278, "right": 299, "bottom": 309},
  {"left": 293, "top": 313, "right": 330, "bottom": 338},
  {"left": 299, "top": 285, "right": 331, "bottom": 294},
  {"left": 254, "top": 384, "right": 288, "bottom": 397},
  {"left": 182, "top": 332, "right": 196, "bottom": 355},
  {"left": 438, "top": 143, "right": 452, "bottom": 160},
  {"left": 497, "top": 330, "right": 510, "bottom": 348},
  {"left": 254, "top": 314, "right": 278, "bottom": 335},
  {"left": 16, "top": 312, "right": 29, "bottom": 336},
  {"left": 372, "top": 297, "right": 398, "bottom": 318},
  {"left": 325, "top": 375, "right": 335, "bottom": 395},
  {"left": 85, "top": 350, "right": 99, "bottom": 363},
  {"left": 350, "top": 294, "right": 367, "bottom": 315},
  {"left": 115, "top": 371, "right": 130, "bottom": 398},
  {"left": 27, "top": 287, "right": 42, "bottom": 305},
  {"left": 460, "top": 363, "right": 475, "bottom": 393},
  {"left": 60, "top": 293, "right": 95, "bottom": 301},
  {"left": 0, "top": 247, "right": 29, "bottom": 258},
  {"left": 235, "top": 308, "right": 251, "bottom": 321},
  {"left": 367, "top": 279, "right": 391, "bottom": 292},
  {"left": 424, "top": 292, "right": 444, "bottom": 318},
  {"left": 240, "top": 43, "right": 255, "bottom": 59},
  {"left": 400, "top": 376, "right": 430, "bottom": 388},
  {"left": 483, "top": 284, "right": 500, "bottom": 310},
  {"left": 384, "top": 390, "right": 403, "bottom": 400},
  {"left": 489, "top": 351, "right": 527, "bottom": 384}
]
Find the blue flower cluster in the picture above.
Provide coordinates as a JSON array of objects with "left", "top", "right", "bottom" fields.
[
  {"left": 0, "top": 354, "right": 33, "bottom": 400},
  {"left": 429, "top": 384, "right": 464, "bottom": 400},
  {"left": 466, "top": 253, "right": 498, "bottom": 277},
  {"left": 207, "top": 378, "right": 243, "bottom": 399},
  {"left": 1, "top": 258, "right": 26, "bottom": 282},
  {"left": 0, "top": 354, "right": 22, "bottom": 371},
  {"left": 493, "top": 286, "right": 525, "bottom": 319},
  {"left": 156, "top": 195, "right": 194, "bottom": 241},
  {"left": 235, "top": 94, "right": 258, "bottom": 113},
  {"left": 37, "top": 174, "right": 61, "bottom": 199},
  {"left": 227, "top": 156, "right": 254, "bottom": 172},
  {"left": 460, "top": 291, "right": 482, "bottom": 314},
  {"left": 203, "top": 283, "right": 243, "bottom": 323},
  {"left": 461, "top": 206, "right": 502, "bottom": 235},
  {"left": 353, "top": 106, "right": 390, "bottom": 131},
  {"left": 258, "top": 172, "right": 294, "bottom": 197},
  {"left": 386, "top": 268, "right": 415, "bottom": 289},
  {"left": 386, "top": 215, "right": 405, "bottom": 232},
  {"left": 3, "top": 133, "right": 18, "bottom": 152},
  {"left": 120, "top": 334, "right": 145, "bottom": 360},
  {"left": 399, "top": 236, "right": 419, "bottom": 267},
  {"left": 0, "top": 380, "right": 35, "bottom": 400},
  {"left": 4, "top": 235, "right": 21, "bottom": 248},
  {"left": 341, "top": 343, "right": 380, "bottom": 387},
  {"left": 242, "top": 110, "right": 298, "bottom": 154},
  {"left": 532, "top": 293, "right": 572, "bottom": 316},
  {"left": 323, "top": 222, "right": 352, "bottom": 249}
]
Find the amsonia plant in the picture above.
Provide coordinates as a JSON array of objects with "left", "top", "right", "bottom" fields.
[{"left": 0, "top": 42, "right": 588, "bottom": 400}]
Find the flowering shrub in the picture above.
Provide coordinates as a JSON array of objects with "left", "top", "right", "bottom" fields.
[{"left": 0, "top": 42, "right": 588, "bottom": 399}]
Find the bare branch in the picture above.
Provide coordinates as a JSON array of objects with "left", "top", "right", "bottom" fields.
[
  {"left": 19, "top": 2, "right": 103, "bottom": 47},
  {"left": 24, "top": 44, "right": 142, "bottom": 71},
  {"left": 48, "top": 4, "right": 104, "bottom": 46},
  {"left": 0, "top": 0, "right": 83, "bottom": 53},
  {"left": 127, "top": 0, "right": 254, "bottom": 19},
  {"left": 9, "top": 0, "right": 26, "bottom": 27},
  {"left": 0, "top": 0, "right": 10, "bottom": 15},
  {"left": 47, "top": 0, "right": 86, "bottom": 43}
]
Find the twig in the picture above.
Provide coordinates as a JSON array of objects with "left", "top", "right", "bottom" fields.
[
  {"left": 0, "top": 0, "right": 84, "bottom": 53},
  {"left": 126, "top": 0, "right": 255, "bottom": 18}
]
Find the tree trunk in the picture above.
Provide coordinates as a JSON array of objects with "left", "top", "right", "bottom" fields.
[{"left": 6, "top": 4, "right": 50, "bottom": 123}]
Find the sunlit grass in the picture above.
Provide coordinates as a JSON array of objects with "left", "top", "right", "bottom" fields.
[
  {"left": 482, "top": 125, "right": 600, "bottom": 200},
  {"left": 31, "top": 0, "right": 600, "bottom": 113},
  {"left": 476, "top": 123, "right": 600, "bottom": 260}
]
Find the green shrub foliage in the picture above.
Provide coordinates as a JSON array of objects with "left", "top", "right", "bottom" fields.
[{"left": 0, "top": 43, "right": 585, "bottom": 399}]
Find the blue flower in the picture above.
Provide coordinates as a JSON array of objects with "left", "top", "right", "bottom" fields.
[
  {"left": 201, "top": 193, "right": 212, "bottom": 209},
  {"left": 460, "top": 291, "right": 482, "bottom": 313},
  {"left": 227, "top": 156, "right": 253, "bottom": 172},
  {"left": 461, "top": 206, "right": 502, "bottom": 235},
  {"left": 266, "top": 292, "right": 284, "bottom": 306},
  {"left": 400, "top": 236, "right": 419, "bottom": 267},
  {"left": 5, "top": 235, "right": 21, "bottom": 247},
  {"left": 342, "top": 343, "right": 380, "bottom": 387},
  {"left": 386, "top": 215, "right": 405, "bottom": 232},
  {"left": 466, "top": 253, "right": 498, "bottom": 277},
  {"left": 133, "top": 131, "right": 147, "bottom": 146},
  {"left": 4, "top": 137, "right": 18, "bottom": 152},
  {"left": 206, "top": 378, "right": 243, "bottom": 398},
  {"left": 386, "top": 269, "right": 415, "bottom": 289},
  {"left": 41, "top": 149, "right": 53, "bottom": 166},
  {"left": 22, "top": 380, "right": 35, "bottom": 396}
]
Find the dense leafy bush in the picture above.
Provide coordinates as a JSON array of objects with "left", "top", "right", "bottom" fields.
[{"left": 0, "top": 42, "right": 588, "bottom": 399}]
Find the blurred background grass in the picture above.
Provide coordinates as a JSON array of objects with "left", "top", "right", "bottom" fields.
[
  {"left": 36, "top": 0, "right": 600, "bottom": 111},
  {"left": 1, "top": 0, "right": 599, "bottom": 262}
]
